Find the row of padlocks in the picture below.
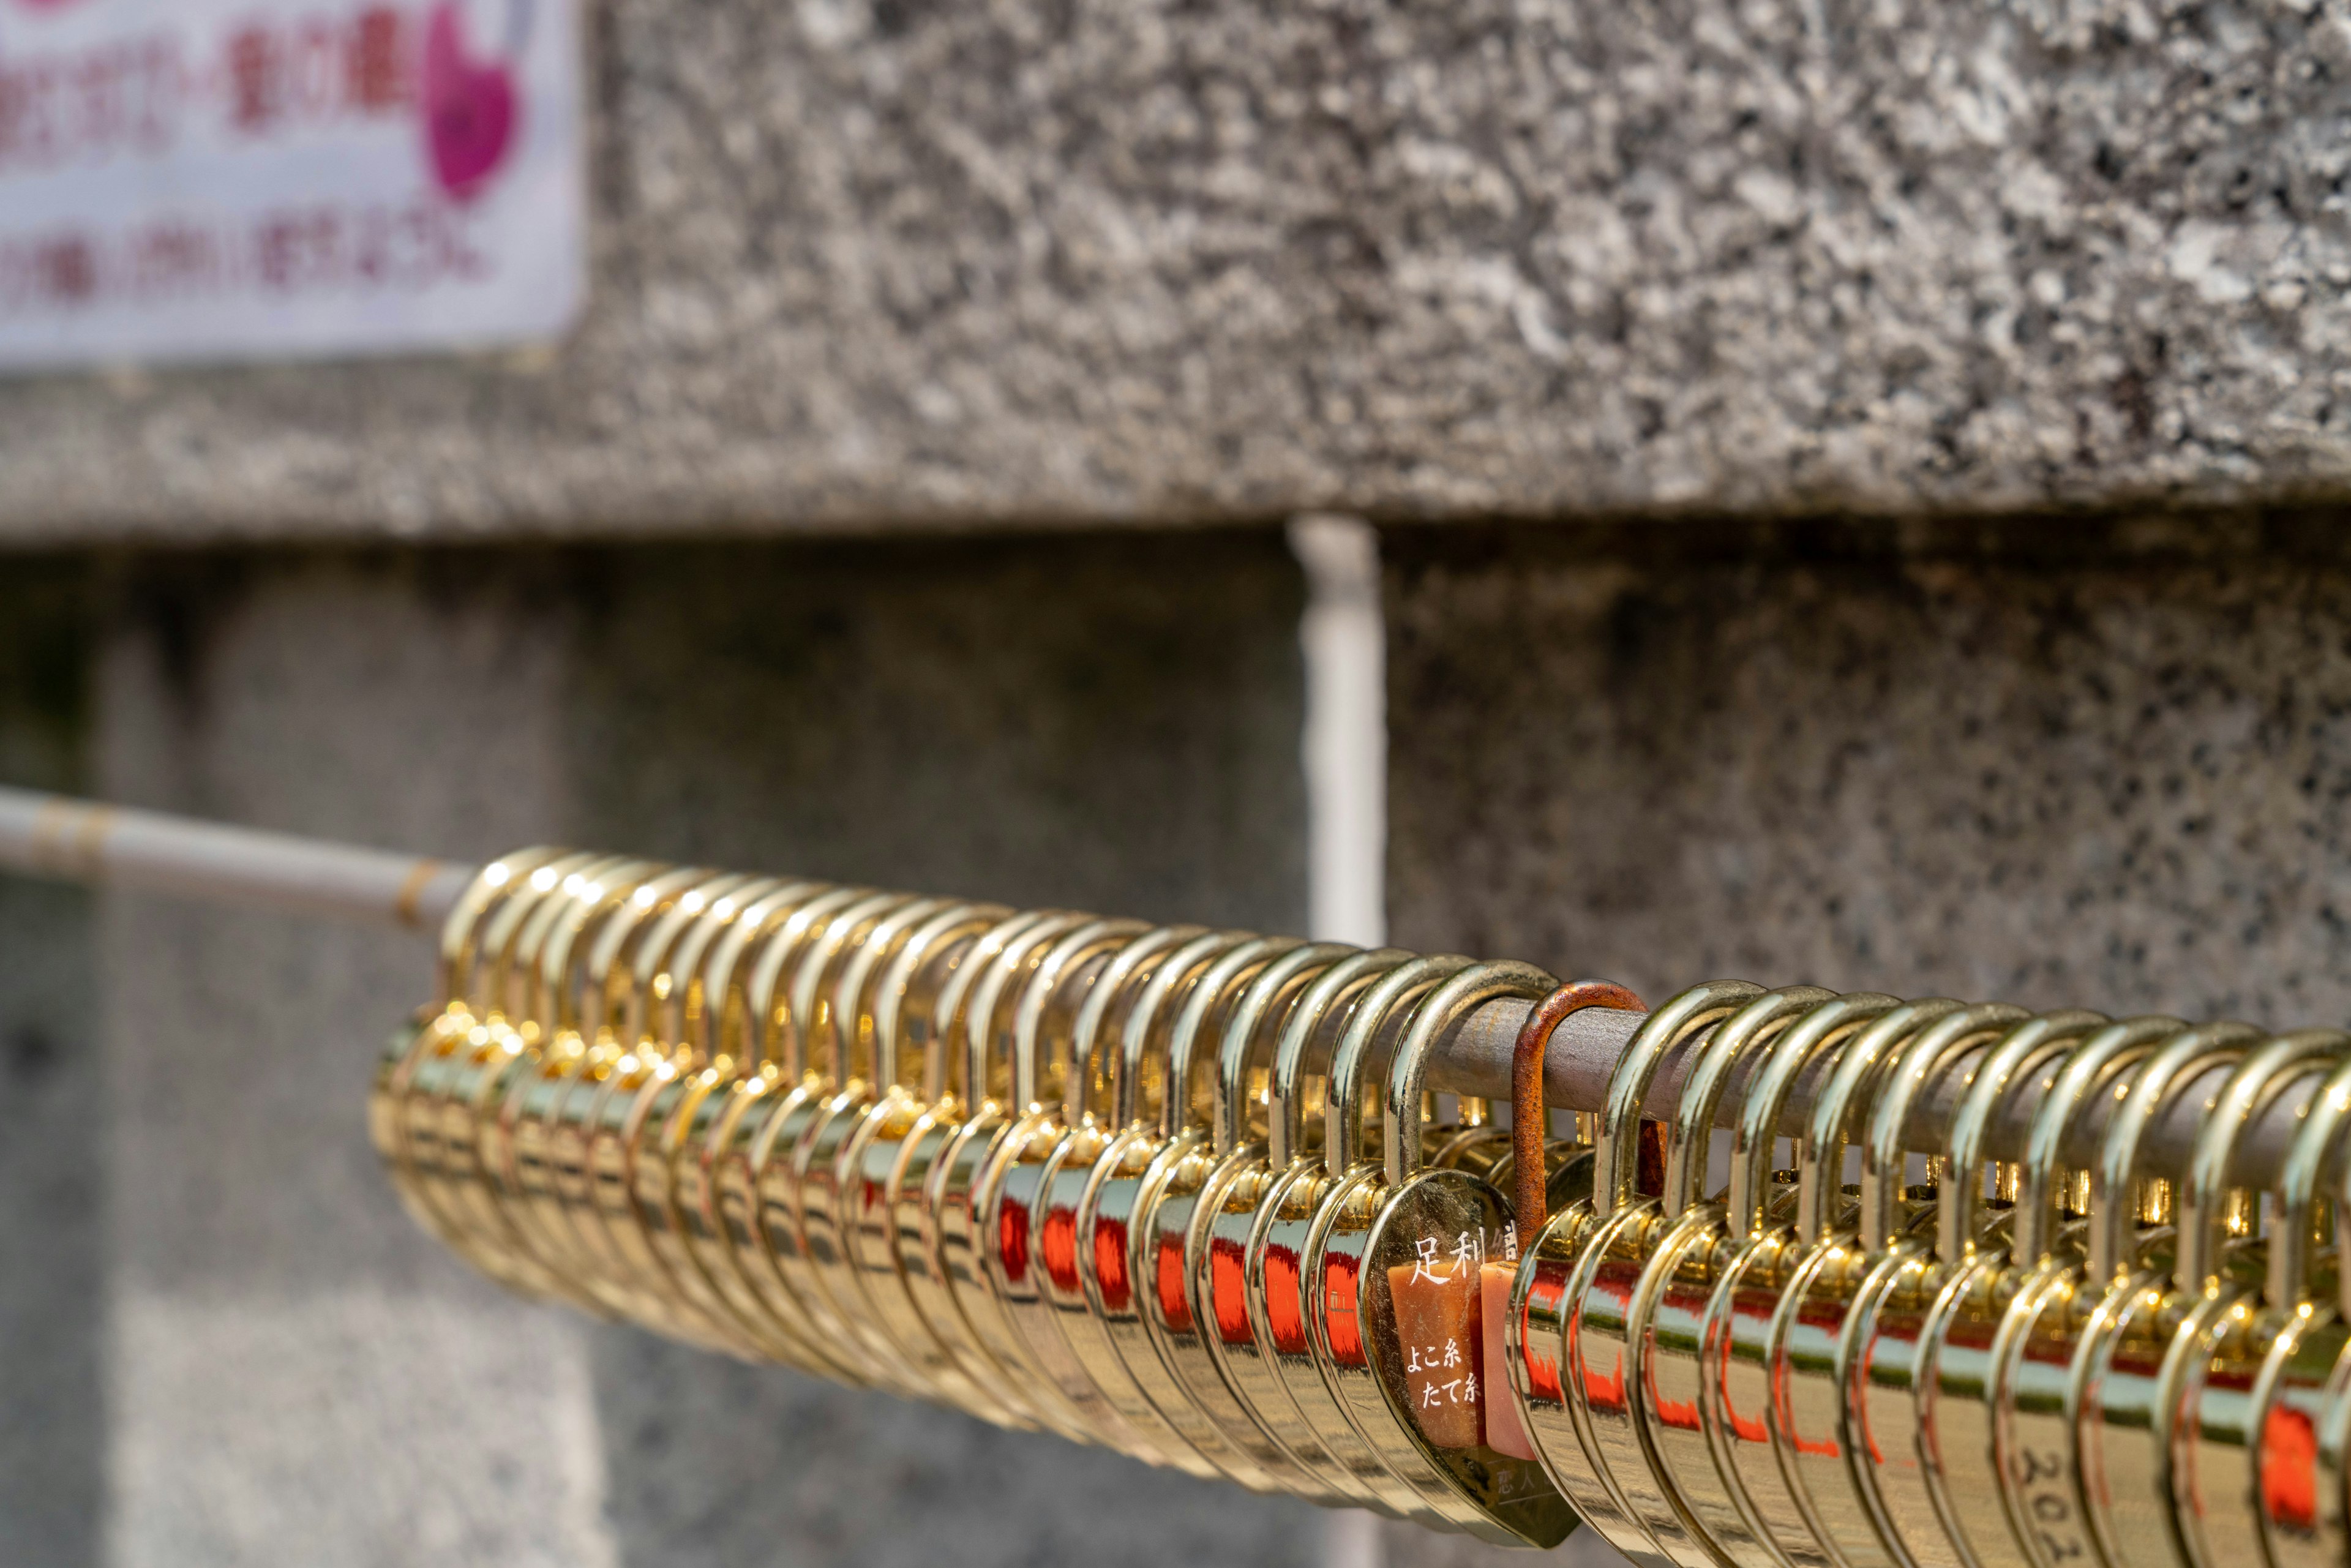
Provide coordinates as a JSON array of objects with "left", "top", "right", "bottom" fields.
[{"left": 370, "top": 848, "right": 2351, "bottom": 1562}]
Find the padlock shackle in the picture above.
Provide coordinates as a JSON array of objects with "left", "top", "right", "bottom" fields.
[
  {"left": 469, "top": 849, "right": 596, "bottom": 1023},
  {"left": 434, "top": 847, "right": 563, "bottom": 1008},
  {"left": 745, "top": 883, "right": 874, "bottom": 1079},
  {"left": 1507, "top": 980, "right": 1645, "bottom": 1242},
  {"left": 868, "top": 902, "right": 1008, "bottom": 1098},
  {"left": 1011, "top": 918, "right": 1150, "bottom": 1114},
  {"left": 1062, "top": 924, "right": 1205, "bottom": 1125},
  {"left": 1114, "top": 929, "right": 1252, "bottom": 1131},
  {"left": 1723, "top": 992, "right": 1899, "bottom": 1242},
  {"left": 1856, "top": 1003, "right": 2030, "bottom": 1256},
  {"left": 2177, "top": 1032, "right": 2349, "bottom": 1294},
  {"left": 1595, "top": 980, "right": 1763, "bottom": 1220},
  {"left": 928, "top": 909, "right": 1062, "bottom": 1103},
  {"left": 792, "top": 889, "right": 925, "bottom": 1081},
  {"left": 1327, "top": 955, "right": 1470, "bottom": 1176},
  {"left": 2009, "top": 1017, "right": 2181, "bottom": 1268},
  {"left": 2089, "top": 1022, "right": 2260, "bottom": 1285},
  {"left": 1932, "top": 1011, "right": 2107, "bottom": 1266},
  {"left": 696, "top": 877, "right": 825, "bottom": 1070},
  {"left": 1385, "top": 960, "right": 1558, "bottom": 1187},
  {"left": 669, "top": 876, "right": 795, "bottom": 1064},
  {"left": 1270, "top": 949, "right": 1412, "bottom": 1170},
  {"left": 626, "top": 869, "right": 763, "bottom": 1059},
  {"left": 1794, "top": 999, "right": 1960, "bottom": 1246},
  {"left": 538, "top": 855, "right": 661, "bottom": 1038},
  {"left": 1213, "top": 943, "right": 1356, "bottom": 1156},
  {"left": 1663, "top": 988, "right": 1836, "bottom": 1221},
  {"left": 2271, "top": 1054, "right": 2351, "bottom": 1313},
  {"left": 1163, "top": 936, "right": 1304, "bottom": 1140},
  {"left": 959, "top": 911, "right": 1093, "bottom": 1111}
]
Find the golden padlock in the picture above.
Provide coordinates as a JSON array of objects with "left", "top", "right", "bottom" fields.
[
  {"left": 2240, "top": 1054, "right": 2351, "bottom": 1568},
  {"left": 1345, "top": 959, "right": 1581, "bottom": 1547},
  {"left": 1699, "top": 998, "right": 1959, "bottom": 1568},
  {"left": 872, "top": 907, "right": 1068, "bottom": 1424},
  {"left": 2161, "top": 1033, "right": 2347, "bottom": 1568},
  {"left": 1548, "top": 980, "right": 1762, "bottom": 1564},
  {"left": 1622, "top": 987, "right": 1840, "bottom": 1567},
  {"left": 1022, "top": 923, "right": 1236, "bottom": 1471},
  {"left": 1186, "top": 941, "right": 1394, "bottom": 1508},
  {"left": 675, "top": 879, "right": 866, "bottom": 1376},
  {"left": 1769, "top": 1003, "right": 2042, "bottom": 1568},
  {"left": 588, "top": 867, "right": 778, "bottom": 1350},
  {"left": 1254, "top": 948, "right": 1436, "bottom": 1515},
  {"left": 2072, "top": 1030, "right": 2289, "bottom": 1568},
  {"left": 1085, "top": 928, "right": 1316, "bottom": 1492},
  {"left": 1881, "top": 1011, "right": 2111, "bottom": 1568},
  {"left": 919, "top": 909, "right": 1104, "bottom": 1439},
  {"left": 375, "top": 847, "right": 571, "bottom": 1300},
  {"left": 975, "top": 917, "right": 1164, "bottom": 1450}
]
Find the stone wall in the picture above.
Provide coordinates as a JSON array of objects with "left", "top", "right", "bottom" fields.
[
  {"left": 0, "top": 565, "right": 101, "bottom": 1568},
  {"left": 8, "top": 514, "right": 2351, "bottom": 1567},
  {"left": 0, "top": 533, "right": 1326, "bottom": 1567},
  {"left": 6, "top": 1, "right": 2351, "bottom": 540},
  {"left": 9, "top": 11, "right": 2351, "bottom": 1556},
  {"left": 1382, "top": 510, "right": 2351, "bottom": 1027},
  {"left": 2, "top": 4, "right": 2347, "bottom": 1567}
]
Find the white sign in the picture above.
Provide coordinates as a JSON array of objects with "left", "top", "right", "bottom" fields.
[{"left": 0, "top": 0, "right": 583, "bottom": 367}]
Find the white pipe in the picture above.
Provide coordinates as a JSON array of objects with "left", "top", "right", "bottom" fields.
[
  {"left": 1291, "top": 514, "right": 1389, "bottom": 949},
  {"left": 1292, "top": 515, "right": 1399, "bottom": 1568},
  {"left": 0, "top": 784, "right": 473, "bottom": 932}
]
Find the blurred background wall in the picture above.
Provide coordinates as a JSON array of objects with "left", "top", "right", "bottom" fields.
[
  {"left": 73, "top": 536, "right": 1323, "bottom": 1568},
  {"left": 4, "top": 517, "right": 2351, "bottom": 1568},
  {"left": 6, "top": 1, "right": 2351, "bottom": 1566}
]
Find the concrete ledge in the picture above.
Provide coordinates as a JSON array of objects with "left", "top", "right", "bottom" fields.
[{"left": 3, "top": 0, "right": 2349, "bottom": 541}]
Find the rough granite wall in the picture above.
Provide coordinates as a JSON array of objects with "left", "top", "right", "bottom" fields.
[
  {"left": 1382, "top": 512, "right": 2351, "bottom": 1029},
  {"left": 66, "top": 533, "right": 1320, "bottom": 1568},
  {"left": 5, "top": 0, "right": 2351, "bottom": 539}
]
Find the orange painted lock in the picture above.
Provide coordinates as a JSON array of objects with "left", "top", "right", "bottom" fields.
[{"left": 1391, "top": 1238, "right": 1483, "bottom": 1449}]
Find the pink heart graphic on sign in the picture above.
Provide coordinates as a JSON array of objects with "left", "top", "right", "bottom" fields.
[{"left": 421, "top": 2, "right": 517, "bottom": 203}]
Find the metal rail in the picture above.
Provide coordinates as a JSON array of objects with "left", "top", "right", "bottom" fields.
[{"left": 0, "top": 784, "right": 2298, "bottom": 1187}]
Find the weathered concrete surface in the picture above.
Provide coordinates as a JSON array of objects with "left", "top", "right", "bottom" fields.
[
  {"left": 1375, "top": 1517, "right": 1639, "bottom": 1568},
  {"left": 96, "top": 557, "right": 613, "bottom": 1568},
  {"left": 6, "top": 1, "right": 2351, "bottom": 541},
  {"left": 1384, "top": 514, "right": 2351, "bottom": 1027},
  {"left": 73, "top": 531, "right": 1317, "bottom": 1567},
  {"left": 594, "top": 1334, "right": 1320, "bottom": 1568},
  {"left": 1374, "top": 509, "right": 2351, "bottom": 1568},
  {"left": 561, "top": 531, "right": 1316, "bottom": 1567},
  {"left": 0, "top": 567, "right": 102, "bottom": 1568},
  {"left": 558, "top": 533, "right": 1308, "bottom": 926}
]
